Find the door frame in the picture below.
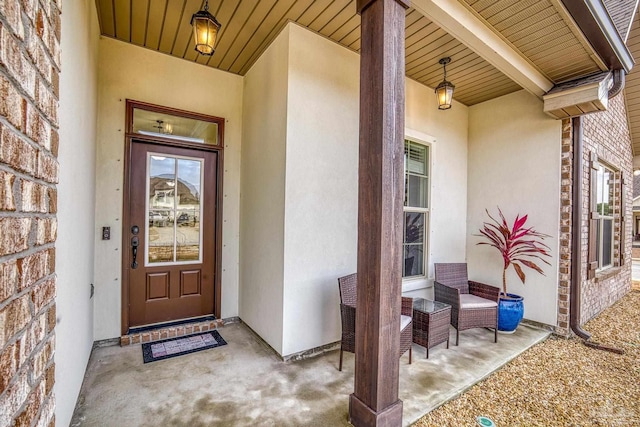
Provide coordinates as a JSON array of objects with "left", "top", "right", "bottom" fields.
[{"left": 121, "top": 99, "right": 225, "bottom": 335}]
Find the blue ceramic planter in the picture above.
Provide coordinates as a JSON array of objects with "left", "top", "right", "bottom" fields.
[{"left": 498, "top": 293, "right": 524, "bottom": 332}]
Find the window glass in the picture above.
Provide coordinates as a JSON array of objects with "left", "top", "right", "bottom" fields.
[
  {"left": 176, "top": 159, "right": 202, "bottom": 262},
  {"left": 146, "top": 154, "right": 204, "bottom": 265},
  {"left": 148, "top": 156, "right": 176, "bottom": 263},
  {"left": 133, "top": 108, "right": 219, "bottom": 145},
  {"left": 602, "top": 219, "right": 613, "bottom": 267},
  {"left": 404, "top": 212, "right": 424, "bottom": 277},
  {"left": 404, "top": 142, "right": 428, "bottom": 208}
]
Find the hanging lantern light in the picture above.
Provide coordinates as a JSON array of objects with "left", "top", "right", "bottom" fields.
[
  {"left": 435, "top": 57, "right": 455, "bottom": 110},
  {"left": 191, "top": 0, "right": 221, "bottom": 56}
]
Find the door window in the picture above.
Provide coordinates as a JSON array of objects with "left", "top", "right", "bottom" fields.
[{"left": 146, "top": 153, "right": 204, "bottom": 265}]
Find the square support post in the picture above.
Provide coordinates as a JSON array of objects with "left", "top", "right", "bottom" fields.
[{"left": 350, "top": 0, "right": 409, "bottom": 426}]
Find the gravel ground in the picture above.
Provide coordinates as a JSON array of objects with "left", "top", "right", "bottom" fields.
[{"left": 414, "top": 290, "right": 640, "bottom": 427}]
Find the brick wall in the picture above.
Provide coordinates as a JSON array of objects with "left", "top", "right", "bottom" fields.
[
  {"left": 557, "top": 119, "right": 572, "bottom": 336},
  {"left": 0, "top": 1, "right": 60, "bottom": 426},
  {"left": 580, "top": 93, "right": 632, "bottom": 323},
  {"left": 557, "top": 93, "right": 633, "bottom": 334}
]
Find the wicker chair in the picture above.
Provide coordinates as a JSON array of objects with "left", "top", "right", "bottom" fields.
[
  {"left": 337, "top": 273, "right": 413, "bottom": 371},
  {"left": 434, "top": 263, "right": 500, "bottom": 345}
]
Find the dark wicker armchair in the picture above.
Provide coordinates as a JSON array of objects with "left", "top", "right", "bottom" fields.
[
  {"left": 434, "top": 263, "right": 499, "bottom": 345},
  {"left": 337, "top": 273, "right": 413, "bottom": 371}
]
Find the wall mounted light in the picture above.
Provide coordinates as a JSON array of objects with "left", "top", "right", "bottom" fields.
[
  {"left": 191, "top": 0, "right": 221, "bottom": 56},
  {"left": 435, "top": 57, "right": 455, "bottom": 110}
]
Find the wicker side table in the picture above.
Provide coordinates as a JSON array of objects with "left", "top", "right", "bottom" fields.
[{"left": 412, "top": 298, "right": 451, "bottom": 358}]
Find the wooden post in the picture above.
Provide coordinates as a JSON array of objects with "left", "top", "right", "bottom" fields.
[{"left": 350, "top": 0, "right": 408, "bottom": 426}]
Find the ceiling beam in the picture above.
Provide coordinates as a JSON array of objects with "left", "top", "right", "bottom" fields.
[{"left": 411, "top": 0, "right": 554, "bottom": 97}]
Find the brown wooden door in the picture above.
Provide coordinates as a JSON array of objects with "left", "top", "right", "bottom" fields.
[{"left": 127, "top": 141, "right": 217, "bottom": 328}]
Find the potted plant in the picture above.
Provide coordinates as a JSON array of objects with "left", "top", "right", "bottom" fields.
[{"left": 477, "top": 208, "right": 551, "bottom": 332}]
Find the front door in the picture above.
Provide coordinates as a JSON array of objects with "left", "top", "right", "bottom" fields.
[{"left": 126, "top": 141, "right": 217, "bottom": 328}]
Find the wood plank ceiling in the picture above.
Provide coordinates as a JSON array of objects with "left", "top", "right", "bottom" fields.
[
  {"left": 624, "top": 11, "right": 640, "bottom": 156},
  {"left": 95, "top": 0, "right": 604, "bottom": 106}
]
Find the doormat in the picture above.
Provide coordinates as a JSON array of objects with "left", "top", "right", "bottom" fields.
[{"left": 142, "top": 331, "right": 227, "bottom": 363}]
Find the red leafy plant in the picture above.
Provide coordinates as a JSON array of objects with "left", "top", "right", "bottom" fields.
[{"left": 477, "top": 207, "right": 552, "bottom": 295}]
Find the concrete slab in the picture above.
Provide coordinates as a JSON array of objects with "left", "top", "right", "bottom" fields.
[{"left": 71, "top": 323, "right": 549, "bottom": 426}]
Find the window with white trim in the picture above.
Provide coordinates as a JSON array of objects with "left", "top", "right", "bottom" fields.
[
  {"left": 403, "top": 139, "right": 430, "bottom": 278},
  {"left": 594, "top": 163, "right": 615, "bottom": 270}
]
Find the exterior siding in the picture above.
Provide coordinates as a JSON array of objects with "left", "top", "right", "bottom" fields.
[{"left": 0, "top": 1, "right": 60, "bottom": 426}]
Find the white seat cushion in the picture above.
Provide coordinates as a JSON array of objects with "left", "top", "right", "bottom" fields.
[
  {"left": 460, "top": 294, "right": 498, "bottom": 309},
  {"left": 400, "top": 315, "right": 411, "bottom": 331}
]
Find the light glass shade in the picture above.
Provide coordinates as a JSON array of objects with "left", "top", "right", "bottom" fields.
[
  {"left": 191, "top": 9, "right": 221, "bottom": 56},
  {"left": 435, "top": 80, "right": 455, "bottom": 110}
]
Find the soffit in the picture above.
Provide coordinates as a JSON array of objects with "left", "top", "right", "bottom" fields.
[
  {"left": 460, "top": 0, "right": 606, "bottom": 82},
  {"left": 94, "top": 0, "right": 520, "bottom": 106},
  {"left": 624, "top": 12, "right": 640, "bottom": 155}
]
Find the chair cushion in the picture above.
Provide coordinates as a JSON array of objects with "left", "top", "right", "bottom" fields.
[
  {"left": 460, "top": 293, "right": 498, "bottom": 309},
  {"left": 400, "top": 315, "right": 411, "bottom": 331}
]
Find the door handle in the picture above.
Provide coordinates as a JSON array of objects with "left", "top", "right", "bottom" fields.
[{"left": 131, "top": 235, "right": 139, "bottom": 269}]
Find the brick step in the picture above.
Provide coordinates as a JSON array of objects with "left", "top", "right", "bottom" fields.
[{"left": 120, "top": 318, "right": 225, "bottom": 346}]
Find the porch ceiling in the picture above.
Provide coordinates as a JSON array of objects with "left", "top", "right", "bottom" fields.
[
  {"left": 625, "top": 12, "right": 640, "bottom": 155},
  {"left": 95, "top": 0, "right": 604, "bottom": 106},
  {"left": 460, "top": 0, "right": 606, "bottom": 82}
]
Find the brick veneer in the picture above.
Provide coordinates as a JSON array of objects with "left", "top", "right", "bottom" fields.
[
  {"left": 0, "top": 1, "right": 60, "bottom": 426},
  {"left": 119, "top": 319, "right": 227, "bottom": 346},
  {"left": 557, "top": 119, "right": 572, "bottom": 336},
  {"left": 557, "top": 93, "right": 633, "bottom": 336},
  {"left": 580, "top": 93, "right": 632, "bottom": 322}
]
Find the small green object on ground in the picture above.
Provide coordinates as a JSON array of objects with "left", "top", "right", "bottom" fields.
[{"left": 476, "top": 416, "right": 495, "bottom": 426}]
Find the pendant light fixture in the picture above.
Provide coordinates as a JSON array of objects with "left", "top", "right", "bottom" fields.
[
  {"left": 191, "top": 0, "right": 221, "bottom": 56},
  {"left": 435, "top": 57, "right": 455, "bottom": 110}
]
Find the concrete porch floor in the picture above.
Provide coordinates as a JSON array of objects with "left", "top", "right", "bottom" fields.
[{"left": 71, "top": 322, "right": 549, "bottom": 426}]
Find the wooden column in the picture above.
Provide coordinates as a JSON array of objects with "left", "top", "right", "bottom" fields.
[{"left": 350, "top": 0, "right": 408, "bottom": 426}]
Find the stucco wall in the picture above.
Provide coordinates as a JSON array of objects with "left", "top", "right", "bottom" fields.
[
  {"left": 239, "top": 23, "right": 469, "bottom": 356},
  {"left": 281, "top": 24, "right": 360, "bottom": 356},
  {"left": 94, "top": 37, "right": 243, "bottom": 340},
  {"left": 239, "top": 26, "right": 290, "bottom": 355},
  {"left": 57, "top": 1, "right": 100, "bottom": 424},
  {"left": 405, "top": 78, "right": 469, "bottom": 293},
  {"left": 467, "top": 90, "right": 562, "bottom": 326}
]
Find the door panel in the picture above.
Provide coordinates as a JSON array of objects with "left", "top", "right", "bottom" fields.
[
  {"left": 128, "top": 141, "right": 217, "bottom": 327},
  {"left": 180, "top": 270, "right": 201, "bottom": 296}
]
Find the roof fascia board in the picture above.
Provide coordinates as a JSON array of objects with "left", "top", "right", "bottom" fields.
[
  {"left": 548, "top": 0, "right": 608, "bottom": 71},
  {"left": 561, "top": 0, "right": 635, "bottom": 72},
  {"left": 411, "top": 0, "right": 553, "bottom": 97}
]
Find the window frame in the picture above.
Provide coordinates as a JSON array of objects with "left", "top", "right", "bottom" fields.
[
  {"left": 588, "top": 153, "right": 625, "bottom": 279},
  {"left": 402, "top": 132, "right": 434, "bottom": 289}
]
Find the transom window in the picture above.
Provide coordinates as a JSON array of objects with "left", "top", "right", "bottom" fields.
[{"left": 403, "top": 139, "right": 430, "bottom": 278}]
